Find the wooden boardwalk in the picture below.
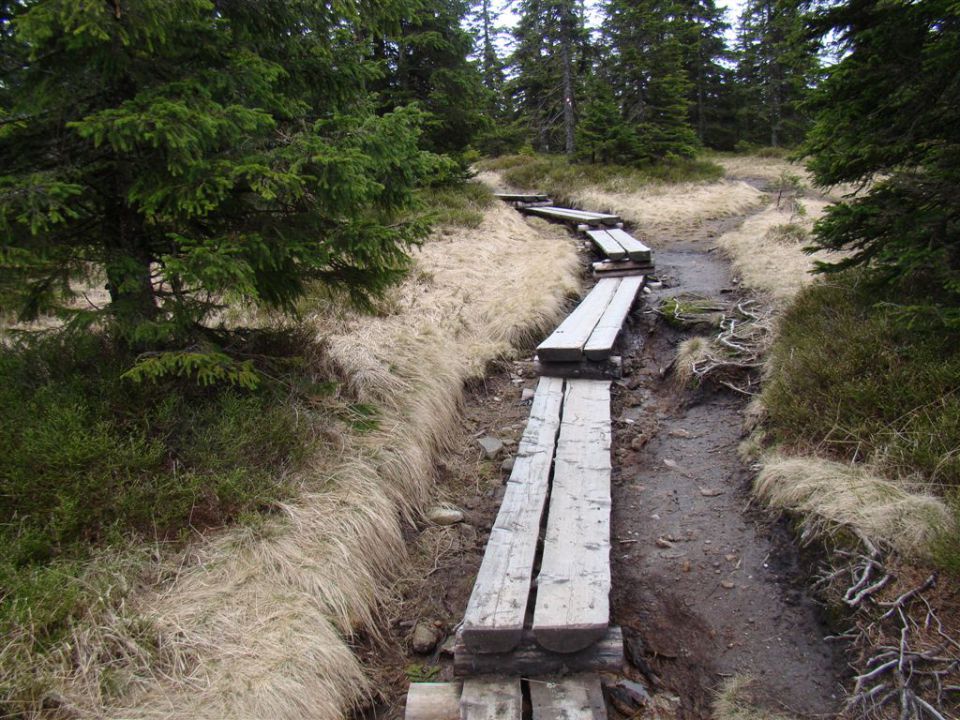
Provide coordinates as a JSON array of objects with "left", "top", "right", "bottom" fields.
[{"left": 403, "top": 198, "right": 657, "bottom": 720}]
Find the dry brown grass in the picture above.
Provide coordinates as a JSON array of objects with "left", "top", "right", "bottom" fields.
[
  {"left": 755, "top": 454, "right": 955, "bottom": 560},
  {"left": 42, "top": 203, "right": 579, "bottom": 719},
  {"left": 714, "top": 199, "right": 834, "bottom": 302},
  {"left": 713, "top": 675, "right": 799, "bottom": 720},
  {"left": 570, "top": 180, "right": 765, "bottom": 236}
]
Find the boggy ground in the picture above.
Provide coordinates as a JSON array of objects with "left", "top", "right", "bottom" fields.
[{"left": 360, "top": 198, "right": 845, "bottom": 720}]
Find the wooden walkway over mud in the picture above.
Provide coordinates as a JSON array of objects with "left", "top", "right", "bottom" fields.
[{"left": 404, "top": 197, "right": 656, "bottom": 720}]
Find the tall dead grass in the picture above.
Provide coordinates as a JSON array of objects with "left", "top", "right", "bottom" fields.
[
  {"left": 755, "top": 454, "right": 955, "bottom": 559},
  {"left": 714, "top": 199, "right": 832, "bottom": 302},
  {"left": 46, "top": 204, "right": 579, "bottom": 719}
]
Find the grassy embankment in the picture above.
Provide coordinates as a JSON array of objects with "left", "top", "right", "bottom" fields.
[{"left": 0, "top": 180, "right": 581, "bottom": 719}]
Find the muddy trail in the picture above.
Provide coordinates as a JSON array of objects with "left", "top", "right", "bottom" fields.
[{"left": 360, "top": 207, "right": 845, "bottom": 719}]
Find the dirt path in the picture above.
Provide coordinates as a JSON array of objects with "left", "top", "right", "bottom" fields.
[
  {"left": 361, "top": 197, "right": 845, "bottom": 720},
  {"left": 609, "top": 230, "right": 843, "bottom": 718}
]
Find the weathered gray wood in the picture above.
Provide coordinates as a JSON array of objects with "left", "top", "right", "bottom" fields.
[
  {"left": 537, "top": 279, "right": 620, "bottom": 362},
  {"left": 404, "top": 683, "right": 462, "bottom": 720},
  {"left": 591, "top": 260, "right": 653, "bottom": 275},
  {"left": 460, "top": 678, "right": 522, "bottom": 720},
  {"left": 454, "top": 627, "right": 623, "bottom": 677},
  {"left": 495, "top": 193, "right": 550, "bottom": 202},
  {"left": 517, "top": 200, "right": 555, "bottom": 208},
  {"left": 583, "top": 276, "right": 644, "bottom": 361},
  {"left": 532, "top": 356, "right": 622, "bottom": 380},
  {"left": 585, "top": 230, "right": 627, "bottom": 261},
  {"left": 522, "top": 206, "right": 620, "bottom": 226},
  {"left": 529, "top": 674, "right": 608, "bottom": 720},
  {"left": 461, "top": 376, "right": 565, "bottom": 653},
  {"left": 533, "top": 380, "right": 612, "bottom": 653},
  {"left": 605, "top": 228, "right": 651, "bottom": 263}
]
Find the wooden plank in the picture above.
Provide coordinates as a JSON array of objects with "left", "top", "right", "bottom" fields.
[
  {"left": 533, "top": 380, "right": 612, "bottom": 653},
  {"left": 592, "top": 260, "right": 653, "bottom": 275},
  {"left": 460, "top": 678, "right": 522, "bottom": 720},
  {"left": 583, "top": 276, "right": 644, "bottom": 361},
  {"left": 585, "top": 230, "right": 627, "bottom": 261},
  {"left": 537, "top": 279, "right": 621, "bottom": 363},
  {"left": 522, "top": 206, "right": 620, "bottom": 226},
  {"left": 461, "top": 376, "right": 565, "bottom": 653},
  {"left": 606, "top": 228, "right": 652, "bottom": 263},
  {"left": 532, "top": 356, "right": 622, "bottom": 381},
  {"left": 529, "top": 674, "right": 608, "bottom": 720},
  {"left": 454, "top": 626, "right": 623, "bottom": 677},
  {"left": 495, "top": 193, "right": 550, "bottom": 202},
  {"left": 404, "top": 683, "right": 462, "bottom": 720}
]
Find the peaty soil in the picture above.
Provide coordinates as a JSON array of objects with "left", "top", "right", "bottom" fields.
[{"left": 356, "top": 210, "right": 845, "bottom": 720}]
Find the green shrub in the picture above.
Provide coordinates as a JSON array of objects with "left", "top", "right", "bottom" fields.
[
  {"left": 764, "top": 274, "right": 960, "bottom": 487},
  {"left": 418, "top": 180, "right": 495, "bottom": 229},
  {"left": 0, "top": 330, "right": 324, "bottom": 656},
  {"left": 475, "top": 152, "right": 723, "bottom": 202}
]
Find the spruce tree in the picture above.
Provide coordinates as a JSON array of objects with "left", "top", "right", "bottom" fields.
[
  {"left": 735, "top": 0, "right": 819, "bottom": 147},
  {"left": 602, "top": 0, "right": 700, "bottom": 161},
  {"left": 804, "top": 0, "right": 960, "bottom": 321},
  {"left": 0, "top": 0, "right": 434, "bottom": 351}
]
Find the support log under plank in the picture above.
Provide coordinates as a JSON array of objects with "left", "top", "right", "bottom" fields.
[
  {"left": 461, "top": 377, "right": 565, "bottom": 653},
  {"left": 531, "top": 356, "right": 622, "bottom": 380},
  {"left": 533, "top": 380, "right": 612, "bottom": 653},
  {"left": 454, "top": 626, "right": 623, "bottom": 677}
]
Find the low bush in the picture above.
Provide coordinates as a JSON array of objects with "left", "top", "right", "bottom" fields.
[
  {"left": 764, "top": 273, "right": 960, "bottom": 491},
  {"left": 0, "top": 330, "right": 325, "bottom": 661},
  {"left": 418, "top": 180, "right": 495, "bottom": 229},
  {"left": 476, "top": 153, "right": 723, "bottom": 202}
]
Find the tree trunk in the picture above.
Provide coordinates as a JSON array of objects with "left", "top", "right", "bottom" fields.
[{"left": 561, "top": 23, "right": 576, "bottom": 156}]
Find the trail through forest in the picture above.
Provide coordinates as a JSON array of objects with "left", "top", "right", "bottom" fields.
[{"left": 364, "top": 165, "right": 846, "bottom": 719}]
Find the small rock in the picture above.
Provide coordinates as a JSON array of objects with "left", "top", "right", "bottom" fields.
[
  {"left": 655, "top": 537, "right": 674, "bottom": 549},
  {"left": 411, "top": 621, "right": 441, "bottom": 654},
  {"left": 668, "top": 428, "right": 692, "bottom": 438},
  {"left": 699, "top": 486, "right": 724, "bottom": 497},
  {"left": 500, "top": 455, "right": 516, "bottom": 473},
  {"left": 520, "top": 388, "right": 536, "bottom": 403},
  {"left": 681, "top": 559, "right": 692, "bottom": 572},
  {"left": 427, "top": 507, "right": 464, "bottom": 525},
  {"left": 720, "top": 580, "right": 736, "bottom": 589},
  {"left": 438, "top": 635, "right": 457, "bottom": 657},
  {"left": 477, "top": 435, "right": 504, "bottom": 459},
  {"left": 725, "top": 553, "right": 737, "bottom": 562},
  {"left": 458, "top": 523, "right": 478, "bottom": 544}
]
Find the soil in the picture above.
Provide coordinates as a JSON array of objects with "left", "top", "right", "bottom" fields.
[{"left": 356, "top": 204, "right": 846, "bottom": 719}]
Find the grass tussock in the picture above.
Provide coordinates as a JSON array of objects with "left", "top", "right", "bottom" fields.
[
  {"left": 755, "top": 454, "right": 954, "bottom": 559},
  {"left": 52, "top": 201, "right": 579, "bottom": 719},
  {"left": 417, "top": 180, "right": 495, "bottom": 229},
  {"left": 714, "top": 675, "right": 799, "bottom": 720},
  {"left": 714, "top": 198, "right": 832, "bottom": 301}
]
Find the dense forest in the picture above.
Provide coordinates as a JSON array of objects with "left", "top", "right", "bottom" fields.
[{"left": 1, "top": 0, "right": 958, "bottom": 719}]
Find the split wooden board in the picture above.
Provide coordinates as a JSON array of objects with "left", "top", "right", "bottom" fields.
[
  {"left": 537, "top": 278, "right": 643, "bottom": 363},
  {"left": 584, "top": 230, "right": 627, "bottom": 261},
  {"left": 522, "top": 206, "right": 621, "bottom": 226},
  {"left": 585, "top": 229, "right": 651, "bottom": 263},
  {"left": 533, "top": 380, "right": 612, "bottom": 653},
  {"left": 461, "top": 377, "right": 565, "bottom": 653},
  {"left": 530, "top": 675, "right": 609, "bottom": 720}
]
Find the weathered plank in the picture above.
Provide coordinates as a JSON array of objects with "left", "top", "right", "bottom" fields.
[
  {"left": 585, "top": 230, "right": 627, "bottom": 261},
  {"left": 606, "top": 228, "right": 652, "bottom": 263},
  {"left": 460, "top": 678, "right": 523, "bottom": 720},
  {"left": 522, "top": 206, "right": 620, "bottom": 226},
  {"left": 495, "top": 193, "right": 550, "bottom": 202},
  {"left": 537, "top": 279, "right": 620, "bottom": 363},
  {"left": 404, "top": 683, "right": 462, "bottom": 720},
  {"left": 583, "top": 276, "right": 644, "bottom": 361},
  {"left": 533, "top": 380, "right": 612, "bottom": 653},
  {"left": 532, "top": 356, "right": 622, "bottom": 381},
  {"left": 454, "top": 626, "right": 623, "bottom": 677},
  {"left": 592, "top": 260, "right": 653, "bottom": 276},
  {"left": 529, "top": 674, "right": 609, "bottom": 720},
  {"left": 461, "top": 376, "right": 565, "bottom": 653}
]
